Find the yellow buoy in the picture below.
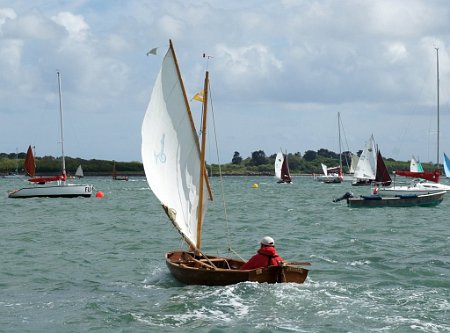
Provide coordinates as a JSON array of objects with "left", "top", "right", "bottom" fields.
[{"left": 252, "top": 183, "right": 259, "bottom": 188}]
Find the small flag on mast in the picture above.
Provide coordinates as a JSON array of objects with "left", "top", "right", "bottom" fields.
[
  {"left": 146, "top": 47, "right": 158, "bottom": 56},
  {"left": 192, "top": 89, "right": 204, "bottom": 102}
]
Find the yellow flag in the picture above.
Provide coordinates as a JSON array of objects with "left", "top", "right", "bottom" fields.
[{"left": 193, "top": 90, "right": 204, "bottom": 102}]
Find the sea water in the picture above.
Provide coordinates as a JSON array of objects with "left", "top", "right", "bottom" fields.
[{"left": 1, "top": 176, "right": 449, "bottom": 332}]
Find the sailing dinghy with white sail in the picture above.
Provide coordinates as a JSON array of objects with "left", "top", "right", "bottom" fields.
[
  {"left": 75, "top": 165, "right": 84, "bottom": 178},
  {"left": 352, "top": 134, "right": 391, "bottom": 187},
  {"left": 141, "top": 40, "right": 309, "bottom": 285},
  {"left": 274, "top": 151, "right": 292, "bottom": 183}
]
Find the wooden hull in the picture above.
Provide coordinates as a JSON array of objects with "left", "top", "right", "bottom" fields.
[
  {"left": 347, "top": 191, "right": 445, "bottom": 208},
  {"left": 8, "top": 184, "right": 93, "bottom": 198},
  {"left": 165, "top": 251, "right": 309, "bottom": 286}
]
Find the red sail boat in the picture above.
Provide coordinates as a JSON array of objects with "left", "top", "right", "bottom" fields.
[
  {"left": 24, "top": 145, "right": 36, "bottom": 178},
  {"left": 275, "top": 151, "right": 292, "bottom": 183}
]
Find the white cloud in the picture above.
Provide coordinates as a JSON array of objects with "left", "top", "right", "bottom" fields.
[
  {"left": 51, "top": 11, "right": 89, "bottom": 42},
  {"left": 0, "top": 38, "right": 22, "bottom": 69},
  {"left": 0, "top": 7, "right": 16, "bottom": 28},
  {"left": 383, "top": 42, "right": 408, "bottom": 63},
  {"left": 157, "top": 15, "right": 184, "bottom": 40}
]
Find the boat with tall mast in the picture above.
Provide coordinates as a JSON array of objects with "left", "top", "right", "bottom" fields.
[
  {"left": 8, "top": 72, "right": 93, "bottom": 198},
  {"left": 315, "top": 112, "right": 345, "bottom": 183},
  {"left": 141, "top": 40, "right": 309, "bottom": 285},
  {"left": 379, "top": 48, "right": 450, "bottom": 195}
]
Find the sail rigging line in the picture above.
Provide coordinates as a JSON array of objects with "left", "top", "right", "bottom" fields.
[
  {"left": 435, "top": 47, "right": 440, "bottom": 169},
  {"left": 207, "top": 78, "right": 244, "bottom": 261},
  {"left": 337, "top": 113, "right": 352, "bottom": 171},
  {"left": 57, "top": 71, "right": 67, "bottom": 181},
  {"left": 196, "top": 71, "right": 209, "bottom": 251}
]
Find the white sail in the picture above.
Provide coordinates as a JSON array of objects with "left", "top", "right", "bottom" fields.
[
  {"left": 141, "top": 43, "right": 209, "bottom": 249},
  {"left": 321, "top": 163, "right": 328, "bottom": 176},
  {"left": 274, "top": 152, "right": 284, "bottom": 180},
  {"left": 410, "top": 155, "right": 424, "bottom": 172},
  {"left": 353, "top": 134, "right": 377, "bottom": 181},
  {"left": 75, "top": 165, "right": 84, "bottom": 177},
  {"left": 349, "top": 154, "right": 359, "bottom": 174}
]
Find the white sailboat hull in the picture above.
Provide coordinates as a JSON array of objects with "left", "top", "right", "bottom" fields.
[
  {"left": 8, "top": 183, "right": 93, "bottom": 198},
  {"left": 379, "top": 181, "right": 450, "bottom": 196}
]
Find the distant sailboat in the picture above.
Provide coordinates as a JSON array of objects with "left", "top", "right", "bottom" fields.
[
  {"left": 349, "top": 154, "right": 359, "bottom": 174},
  {"left": 410, "top": 155, "right": 424, "bottom": 172},
  {"left": 380, "top": 48, "right": 450, "bottom": 195},
  {"left": 24, "top": 145, "right": 36, "bottom": 177},
  {"left": 443, "top": 153, "right": 450, "bottom": 178},
  {"left": 8, "top": 72, "right": 93, "bottom": 198},
  {"left": 274, "top": 151, "right": 292, "bottom": 183},
  {"left": 75, "top": 165, "right": 84, "bottom": 178},
  {"left": 315, "top": 163, "right": 343, "bottom": 183},
  {"left": 352, "top": 135, "right": 377, "bottom": 185},
  {"left": 112, "top": 160, "right": 128, "bottom": 181},
  {"left": 352, "top": 134, "right": 391, "bottom": 186},
  {"left": 316, "top": 112, "right": 346, "bottom": 183}
]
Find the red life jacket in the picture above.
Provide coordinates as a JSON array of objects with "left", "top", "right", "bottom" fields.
[{"left": 240, "top": 246, "right": 283, "bottom": 270}]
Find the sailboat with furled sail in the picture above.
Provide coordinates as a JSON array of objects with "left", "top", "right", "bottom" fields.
[
  {"left": 8, "top": 72, "right": 93, "bottom": 198},
  {"left": 141, "top": 40, "right": 309, "bottom": 285},
  {"left": 379, "top": 48, "right": 450, "bottom": 196}
]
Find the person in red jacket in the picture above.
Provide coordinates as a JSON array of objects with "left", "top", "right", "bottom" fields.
[{"left": 239, "top": 236, "right": 284, "bottom": 270}]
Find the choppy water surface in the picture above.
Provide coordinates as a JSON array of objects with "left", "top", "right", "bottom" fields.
[{"left": 1, "top": 176, "right": 449, "bottom": 332}]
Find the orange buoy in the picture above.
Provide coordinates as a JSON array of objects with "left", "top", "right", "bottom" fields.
[{"left": 95, "top": 191, "right": 105, "bottom": 198}]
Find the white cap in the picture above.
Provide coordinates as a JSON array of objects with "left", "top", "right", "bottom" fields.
[{"left": 260, "top": 236, "right": 275, "bottom": 246}]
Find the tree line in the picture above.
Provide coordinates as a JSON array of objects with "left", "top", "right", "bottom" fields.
[{"left": 0, "top": 147, "right": 423, "bottom": 177}]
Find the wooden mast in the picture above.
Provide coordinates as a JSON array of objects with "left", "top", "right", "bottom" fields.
[
  {"left": 167, "top": 39, "right": 212, "bottom": 251},
  {"left": 197, "top": 71, "right": 209, "bottom": 250}
]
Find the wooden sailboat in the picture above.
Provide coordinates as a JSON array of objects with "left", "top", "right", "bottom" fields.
[
  {"left": 141, "top": 40, "right": 309, "bottom": 285},
  {"left": 274, "top": 151, "right": 292, "bottom": 183},
  {"left": 8, "top": 72, "right": 93, "bottom": 198}
]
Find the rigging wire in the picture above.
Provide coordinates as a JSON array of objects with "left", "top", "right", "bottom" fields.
[
  {"left": 338, "top": 114, "right": 352, "bottom": 170},
  {"left": 207, "top": 81, "right": 244, "bottom": 261}
]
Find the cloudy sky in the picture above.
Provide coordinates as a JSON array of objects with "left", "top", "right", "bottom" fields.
[{"left": 1, "top": 0, "right": 450, "bottom": 165}]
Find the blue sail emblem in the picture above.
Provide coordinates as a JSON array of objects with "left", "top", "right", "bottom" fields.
[{"left": 154, "top": 134, "right": 167, "bottom": 163}]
